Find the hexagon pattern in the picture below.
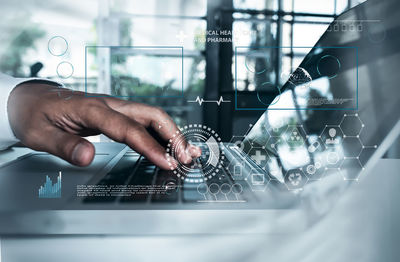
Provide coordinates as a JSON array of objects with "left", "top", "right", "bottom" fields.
[{"left": 228, "top": 113, "right": 377, "bottom": 191}]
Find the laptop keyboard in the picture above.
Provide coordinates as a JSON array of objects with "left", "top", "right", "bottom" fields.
[{"left": 83, "top": 147, "right": 252, "bottom": 204}]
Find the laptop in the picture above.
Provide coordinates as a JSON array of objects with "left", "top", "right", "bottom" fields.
[{"left": 0, "top": 0, "right": 399, "bottom": 234}]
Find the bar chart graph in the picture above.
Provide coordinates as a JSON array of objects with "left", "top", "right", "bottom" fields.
[{"left": 38, "top": 171, "right": 62, "bottom": 198}]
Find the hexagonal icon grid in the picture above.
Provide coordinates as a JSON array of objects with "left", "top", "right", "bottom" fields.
[
  {"left": 245, "top": 167, "right": 270, "bottom": 191},
  {"left": 267, "top": 165, "right": 285, "bottom": 183},
  {"left": 320, "top": 125, "right": 344, "bottom": 147},
  {"left": 264, "top": 157, "right": 285, "bottom": 182},
  {"left": 306, "top": 136, "right": 326, "bottom": 154},
  {"left": 246, "top": 146, "right": 271, "bottom": 169},
  {"left": 249, "top": 134, "right": 270, "bottom": 149},
  {"left": 325, "top": 149, "right": 344, "bottom": 169},
  {"left": 339, "top": 158, "right": 364, "bottom": 180},
  {"left": 304, "top": 159, "right": 326, "bottom": 180},
  {"left": 226, "top": 160, "right": 247, "bottom": 181},
  {"left": 342, "top": 137, "right": 363, "bottom": 157},
  {"left": 283, "top": 125, "right": 307, "bottom": 149},
  {"left": 266, "top": 136, "right": 285, "bottom": 153},
  {"left": 359, "top": 146, "right": 378, "bottom": 167},
  {"left": 323, "top": 167, "right": 342, "bottom": 181},
  {"left": 265, "top": 119, "right": 286, "bottom": 137},
  {"left": 339, "top": 113, "right": 364, "bottom": 137},
  {"left": 284, "top": 168, "right": 308, "bottom": 191},
  {"left": 228, "top": 135, "right": 246, "bottom": 152},
  {"left": 281, "top": 148, "right": 311, "bottom": 168}
]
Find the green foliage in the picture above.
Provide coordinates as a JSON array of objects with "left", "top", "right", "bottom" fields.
[
  {"left": 110, "top": 18, "right": 133, "bottom": 65},
  {"left": 0, "top": 26, "right": 45, "bottom": 77}
]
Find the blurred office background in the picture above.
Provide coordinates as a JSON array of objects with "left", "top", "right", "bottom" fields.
[{"left": 3, "top": 0, "right": 398, "bottom": 156}]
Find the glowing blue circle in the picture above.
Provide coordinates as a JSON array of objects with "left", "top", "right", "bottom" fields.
[
  {"left": 245, "top": 51, "right": 268, "bottom": 75},
  {"left": 317, "top": 55, "right": 341, "bottom": 79},
  {"left": 256, "top": 82, "right": 281, "bottom": 106},
  {"left": 48, "top": 36, "right": 68, "bottom": 56},
  {"left": 56, "top": 61, "right": 74, "bottom": 79}
]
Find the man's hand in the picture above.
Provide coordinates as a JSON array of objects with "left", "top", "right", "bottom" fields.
[{"left": 7, "top": 82, "right": 201, "bottom": 168}]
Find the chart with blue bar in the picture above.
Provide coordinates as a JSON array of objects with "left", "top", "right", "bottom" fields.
[{"left": 38, "top": 172, "right": 62, "bottom": 198}]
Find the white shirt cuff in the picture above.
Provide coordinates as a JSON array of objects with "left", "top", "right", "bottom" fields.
[{"left": 0, "top": 73, "right": 60, "bottom": 150}]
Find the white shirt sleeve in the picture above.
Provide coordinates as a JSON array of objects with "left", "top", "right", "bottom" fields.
[{"left": 0, "top": 73, "right": 60, "bottom": 150}]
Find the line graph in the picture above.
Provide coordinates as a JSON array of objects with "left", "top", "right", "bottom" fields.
[{"left": 187, "top": 96, "right": 231, "bottom": 106}]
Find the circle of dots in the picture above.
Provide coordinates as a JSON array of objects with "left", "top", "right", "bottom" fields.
[{"left": 165, "top": 124, "right": 224, "bottom": 183}]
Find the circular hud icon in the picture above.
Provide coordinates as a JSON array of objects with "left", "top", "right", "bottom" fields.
[
  {"left": 48, "top": 36, "right": 68, "bottom": 57},
  {"left": 317, "top": 55, "right": 341, "bottom": 79},
  {"left": 56, "top": 61, "right": 74, "bottom": 79},
  {"left": 244, "top": 50, "right": 269, "bottom": 75},
  {"left": 166, "top": 124, "right": 225, "bottom": 183},
  {"left": 256, "top": 82, "right": 281, "bottom": 106}
]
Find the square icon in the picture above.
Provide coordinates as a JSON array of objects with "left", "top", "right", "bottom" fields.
[{"left": 251, "top": 173, "right": 265, "bottom": 185}]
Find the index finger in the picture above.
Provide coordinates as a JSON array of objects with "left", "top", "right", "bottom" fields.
[
  {"left": 105, "top": 99, "right": 202, "bottom": 161},
  {"left": 80, "top": 103, "right": 177, "bottom": 170}
]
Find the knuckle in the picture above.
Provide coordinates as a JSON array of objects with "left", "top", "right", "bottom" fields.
[
  {"left": 135, "top": 123, "right": 146, "bottom": 133},
  {"left": 83, "top": 99, "right": 108, "bottom": 119},
  {"left": 87, "top": 98, "right": 107, "bottom": 108},
  {"left": 116, "top": 124, "right": 130, "bottom": 143},
  {"left": 120, "top": 121, "right": 143, "bottom": 144}
]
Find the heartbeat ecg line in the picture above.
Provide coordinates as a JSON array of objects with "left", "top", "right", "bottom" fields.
[{"left": 188, "top": 96, "right": 231, "bottom": 106}]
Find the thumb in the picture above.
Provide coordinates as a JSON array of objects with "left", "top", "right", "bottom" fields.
[{"left": 36, "top": 128, "right": 95, "bottom": 166}]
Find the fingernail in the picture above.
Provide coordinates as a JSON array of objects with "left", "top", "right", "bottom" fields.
[
  {"left": 165, "top": 153, "right": 178, "bottom": 170},
  {"left": 182, "top": 152, "right": 192, "bottom": 164},
  {"left": 170, "top": 159, "right": 178, "bottom": 169},
  {"left": 189, "top": 144, "right": 202, "bottom": 158},
  {"left": 72, "top": 143, "right": 87, "bottom": 166}
]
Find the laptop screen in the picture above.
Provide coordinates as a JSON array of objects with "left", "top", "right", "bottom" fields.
[{"left": 241, "top": 0, "right": 400, "bottom": 184}]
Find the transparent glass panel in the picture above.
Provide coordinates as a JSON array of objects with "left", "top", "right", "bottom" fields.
[
  {"left": 86, "top": 46, "right": 204, "bottom": 97},
  {"left": 87, "top": 47, "right": 205, "bottom": 124},
  {"left": 233, "top": 48, "right": 278, "bottom": 92},
  {"left": 110, "top": 48, "right": 184, "bottom": 97}
]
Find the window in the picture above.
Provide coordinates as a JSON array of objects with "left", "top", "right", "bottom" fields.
[
  {"left": 231, "top": 0, "right": 350, "bottom": 92},
  {"left": 0, "top": 0, "right": 207, "bottom": 128}
]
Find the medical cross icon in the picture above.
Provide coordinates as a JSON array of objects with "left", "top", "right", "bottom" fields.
[
  {"left": 251, "top": 150, "right": 266, "bottom": 165},
  {"left": 176, "top": 30, "right": 188, "bottom": 43}
]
